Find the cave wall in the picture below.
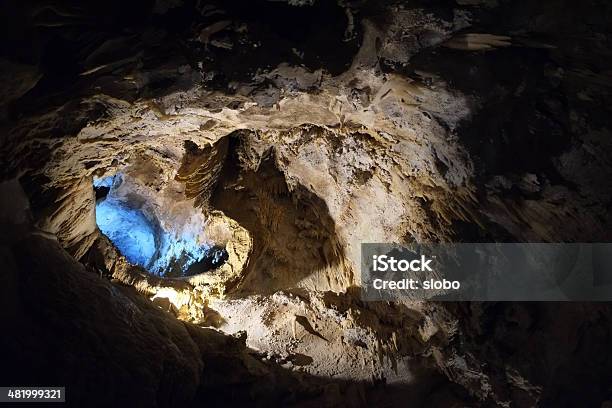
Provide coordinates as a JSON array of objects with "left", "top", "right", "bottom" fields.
[{"left": 1, "top": 0, "right": 612, "bottom": 406}]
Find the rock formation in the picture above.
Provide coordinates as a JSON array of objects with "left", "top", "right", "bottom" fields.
[{"left": 1, "top": 0, "right": 611, "bottom": 406}]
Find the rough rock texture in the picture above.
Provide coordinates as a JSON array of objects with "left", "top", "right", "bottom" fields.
[
  {"left": 1, "top": 0, "right": 612, "bottom": 406},
  {"left": 2, "top": 180, "right": 461, "bottom": 407}
]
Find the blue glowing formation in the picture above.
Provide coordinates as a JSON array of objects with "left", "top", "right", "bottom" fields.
[
  {"left": 151, "top": 234, "right": 209, "bottom": 274},
  {"left": 94, "top": 174, "right": 225, "bottom": 276},
  {"left": 96, "top": 198, "right": 157, "bottom": 267}
]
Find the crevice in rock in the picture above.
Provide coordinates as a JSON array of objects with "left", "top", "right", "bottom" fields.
[{"left": 209, "top": 132, "right": 345, "bottom": 296}]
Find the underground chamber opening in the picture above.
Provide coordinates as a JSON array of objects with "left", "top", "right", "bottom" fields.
[{"left": 93, "top": 174, "right": 228, "bottom": 277}]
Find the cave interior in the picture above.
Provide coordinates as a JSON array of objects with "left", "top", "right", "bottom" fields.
[{"left": 1, "top": 0, "right": 612, "bottom": 407}]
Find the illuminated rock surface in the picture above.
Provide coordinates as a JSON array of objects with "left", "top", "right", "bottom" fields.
[
  {"left": 1, "top": 0, "right": 612, "bottom": 406},
  {"left": 94, "top": 174, "right": 227, "bottom": 276},
  {"left": 96, "top": 197, "right": 157, "bottom": 267}
]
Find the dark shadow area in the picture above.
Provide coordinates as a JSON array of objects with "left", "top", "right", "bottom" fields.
[
  {"left": 210, "top": 132, "right": 344, "bottom": 296},
  {"left": 400, "top": 0, "right": 612, "bottom": 193},
  {"left": 445, "top": 301, "right": 612, "bottom": 407},
  {"left": 196, "top": 0, "right": 360, "bottom": 81},
  {"left": 407, "top": 47, "right": 572, "bottom": 182},
  {"left": 1, "top": 0, "right": 361, "bottom": 120}
]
